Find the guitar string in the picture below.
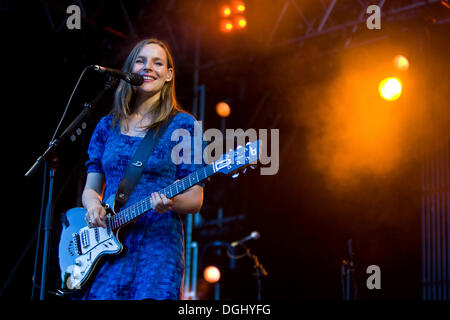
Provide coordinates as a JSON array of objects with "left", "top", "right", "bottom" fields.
[{"left": 110, "top": 163, "right": 215, "bottom": 229}]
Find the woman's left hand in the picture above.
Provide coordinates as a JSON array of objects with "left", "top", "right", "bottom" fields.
[{"left": 151, "top": 192, "right": 174, "bottom": 214}]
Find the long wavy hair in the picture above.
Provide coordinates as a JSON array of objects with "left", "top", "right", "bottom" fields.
[{"left": 110, "top": 38, "right": 181, "bottom": 132}]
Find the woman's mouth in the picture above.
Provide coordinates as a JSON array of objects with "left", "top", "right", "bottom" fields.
[{"left": 143, "top": 75, "right": 157, "bottom": 82}]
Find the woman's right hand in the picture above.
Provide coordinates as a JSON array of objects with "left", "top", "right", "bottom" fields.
[
  {"left": 82, "top": 173, "right": 106, "bottom": 228},
  {"left": 85, "top": 203, "right": 107, "bottom": 228}
]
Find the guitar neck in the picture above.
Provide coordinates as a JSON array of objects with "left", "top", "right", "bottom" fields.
[{"left": 109, "top": 163, "right": 215, "bottom": 230}]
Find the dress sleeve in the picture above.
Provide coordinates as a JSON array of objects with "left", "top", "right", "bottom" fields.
[
  {"left": 174, "top": 113, "right": 206, "bottom": 186},
  {"left": 85, "top": 116, "right": 111, "bottom": 174}
]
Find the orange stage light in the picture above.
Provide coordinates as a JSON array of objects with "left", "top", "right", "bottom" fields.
[
  {"left": 379, "top": 77, "right": 402, "bottom": 101},
  {"left": 216, "top": 101, "right": 231, "bottom": 117},
  {"left": 220, "top": 20, "right": 234, "bottom": 32},
  {"left": 204, "top": 265, "right": 221, "bottom": 283},
  {"left": 221, "top": 5, "right": 232, "bottom": 17},
  {"left": 219, "top": 2, "right": 247, "bottom": 32},
  {"left": 236, "top": 16, "right": 247, "bottom": 28},
  {"left": 393, "top": 55, "right": 409, "bottom": 71},
  {"left": 235, "top": 1, "right": 246, "bottom": 12}
]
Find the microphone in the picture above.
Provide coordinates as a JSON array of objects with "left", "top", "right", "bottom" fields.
[
  {"left": 231, "top": 231, "right": 260, "bottom": 247},
  {"left": 92, "top": 65, "right": 144, "bottom": 86}
]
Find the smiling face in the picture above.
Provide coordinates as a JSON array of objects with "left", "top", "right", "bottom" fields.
[{"left": 132, "top": 43, "right": 173, "bottom": 99}]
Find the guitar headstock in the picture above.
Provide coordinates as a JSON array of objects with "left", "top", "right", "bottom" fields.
[{"left": 212, "top": 140, "right": 260, "bottom": 176}]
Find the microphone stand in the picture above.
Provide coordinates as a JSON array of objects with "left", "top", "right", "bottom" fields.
[
  {"left": 26, "top": 77, "right": 117, "bottom": 300},
  {"left": 245, "top": 246, "right": 267, "bottom": 300},
  {"left": 226, "top": 237, "right": 267, "bottom": 300},
  {"left": 341, "top": 239, "right": 357, "bottom": 300}
]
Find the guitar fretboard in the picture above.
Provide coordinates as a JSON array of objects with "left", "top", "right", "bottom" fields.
[{"left": 108, "top": 163, "right": 215, "bottom": 230}]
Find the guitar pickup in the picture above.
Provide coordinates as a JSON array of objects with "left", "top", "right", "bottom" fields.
[
  {"left": 80, "top": 229, "right": 90, "bottom": 249},
  {"left": 94, "top": 227, "right": 100, "bottom": 243}
]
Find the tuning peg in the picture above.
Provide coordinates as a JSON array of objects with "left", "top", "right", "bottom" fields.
[
  {"left": 250, "top": 165, "right": 256, "bottom": 170},
  {"left": 231, "top": 173, "right": 239, "bottom": 179},
  {"left": 242, "top": 168, "right": 247, "bottom": 174}
]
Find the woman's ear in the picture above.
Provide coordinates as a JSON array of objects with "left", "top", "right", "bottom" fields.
[{"left": 166, "top": 68, "right": 173, "bottom": 82}]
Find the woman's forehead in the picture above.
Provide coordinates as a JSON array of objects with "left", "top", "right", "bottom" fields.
[{"left": 137, "top": 43, "right": 167, "bottom": 60}]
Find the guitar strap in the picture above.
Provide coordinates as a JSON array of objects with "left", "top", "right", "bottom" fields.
[{"left": 113, "top": 113, "right": 176, "bottom": 212}]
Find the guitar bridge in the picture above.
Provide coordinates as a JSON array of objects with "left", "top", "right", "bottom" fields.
[{"left": 72, "top": 233, "right": 81, "bottom": 255}]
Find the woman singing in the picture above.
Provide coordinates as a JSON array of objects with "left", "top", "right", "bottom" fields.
[{"left": 77, "top": 38, "right": 204, "bottom": 300}]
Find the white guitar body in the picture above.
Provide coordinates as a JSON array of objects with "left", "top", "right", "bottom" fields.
[{"left": 59, "top": 196, "right": 122, "bottom": 291}]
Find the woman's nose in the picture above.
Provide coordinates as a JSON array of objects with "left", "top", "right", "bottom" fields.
[{"left": 143, "top": 62, "right": 153, "bottom": 71}]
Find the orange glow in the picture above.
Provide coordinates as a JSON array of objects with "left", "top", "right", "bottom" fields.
[
  {"left": 379, "top": 77, "right": 402, "bottom": 101},
  {"left": 220, "top": 20, "right": 234, "bottom": 32},
  {"left": 301, "top": 49, "right": 414, "bottom": 191},
  {"left": 216, "top": 101, "right": 231, "bottom": 117},
  {"left": 204, "top": 266, "right": 221, "bottom": 283},
  {"left": 393, "top": 55, "right": 409, "bottom": 71},
  {"left": 221, "top": 6, "right": 232, "bottom": 17}
]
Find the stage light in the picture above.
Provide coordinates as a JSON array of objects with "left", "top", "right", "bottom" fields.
[
  {"left": 216, "top": 101, "right": 231, "bottom": 117},
  {"left": 204, "top": 265, "right": 221, "bottom": 283},
  {"left": 236, "top": 16, "right": 247, "bottom": 28},
  {"left": 219, "top": 1, "right": 247, "bottom": 32},
  {"left": 221, "top": 5, "right": 232, "bottom": 17},
  {"left": 393, "top": 55, "right": 409, "bottom": 71},
  {"left": 379, "top": 77, "right": 402, "bottom": 101},
  {"left": 220, "top": 20, "right": 234, "bottom": 32},
  {"left": 234, "top": 1, "right": 246, "bottom": 12}
]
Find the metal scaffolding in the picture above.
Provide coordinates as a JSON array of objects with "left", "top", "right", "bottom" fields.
[{"left": 266, "top": 0, "right": 447, "bottom": 49}]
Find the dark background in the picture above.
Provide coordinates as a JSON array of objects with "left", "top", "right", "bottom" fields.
[{"left": 0, "top": 0, "right": 448, "bottom": 300}]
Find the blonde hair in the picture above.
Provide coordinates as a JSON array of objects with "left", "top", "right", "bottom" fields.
[{"left": 110, "top": 38, "right": 181, "bottom": 132}]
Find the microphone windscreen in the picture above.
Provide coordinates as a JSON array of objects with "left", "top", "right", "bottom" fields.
[
  {"left": 251, "top": 231, "right": 260, "bottom": 240},
  {"left": 127, "top": 73, "right": 144, "bottom": 86}
]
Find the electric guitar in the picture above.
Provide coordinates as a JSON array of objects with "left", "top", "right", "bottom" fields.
[{"left": 58, "top": 140, "right": 260, "bottom": 293}]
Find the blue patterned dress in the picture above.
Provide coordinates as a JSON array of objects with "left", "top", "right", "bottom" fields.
[{"left": 77, "top": 112, "right": 203, "bottom": 300}]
